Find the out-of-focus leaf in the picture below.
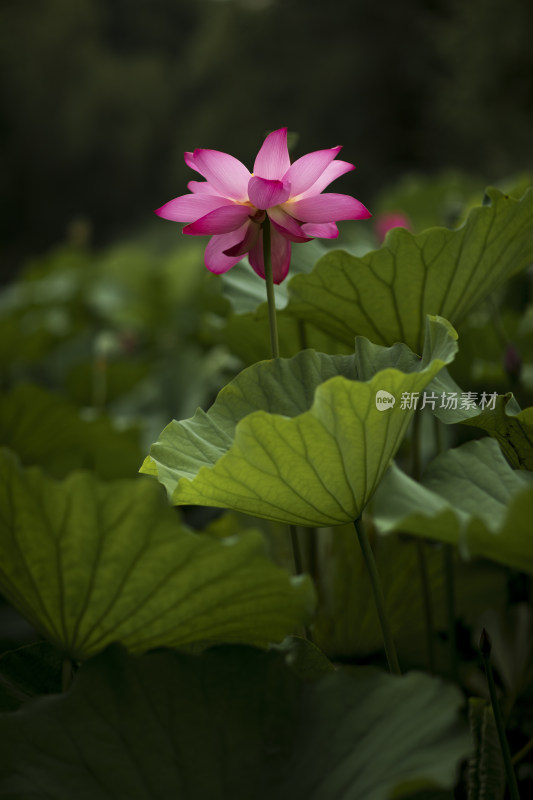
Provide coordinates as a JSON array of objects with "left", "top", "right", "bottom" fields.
[
  {"left": 0, "top": 642, "right": 63, "bottom": 712},
  {"left": 374, "top": 172, "right": 486, "bottom": 233},
  {"left": 0, "top": 449, "right": 314, "bottom": 660},
  {"left": 222, "top": 307, "right": 352, "bottom": 364},
  {"left": 272, "top": 635, "right": 335, "bottom": 680},
  {"left": 373, "top": 438, "right": 533, "bottom": 574},
  {"left": 0, "top": 383, "right": 143, "bottom": 479},
  {"left": 0, "top": 644, "right": 471, "bottom": 800}
]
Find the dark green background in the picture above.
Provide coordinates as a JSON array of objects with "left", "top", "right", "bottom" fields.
[{"left": 1, "top": 0, "right": 532, "bottom": 278}]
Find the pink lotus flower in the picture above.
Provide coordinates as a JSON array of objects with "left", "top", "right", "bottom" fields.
[{"left": 155, "top": 128, "right": 371, "bottom": 284}]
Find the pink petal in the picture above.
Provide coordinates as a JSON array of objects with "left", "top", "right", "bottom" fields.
[
  {"left": 301, "top": 222, "right": 339, "bottom": 239},
  {"left": 253, "top": 128, "right": 291, "bottom": 180},
  {"left": 298, "top": 160, "right": 355, "bottom": 198},
  {"left": 267, "top": 206, "right": 312, "bottom": 243},
  {"left": 184, "top": 152, "right": 201, "bottom": 174},
  {"left": 248, "top": 226, "right": 292, "bottom": 284},
  {"left": 191, "top": 149, "right": 251, "bottom": 200},
  {"left": 204, "top": 224, "right": 252, "bottom": 274},
  {"left": 285, "top": 193, "right": 371, "bottom": 223},
  {"left": 248, "top": 176, "right": 291, "bottom": 210},
  {"left": 155, "top": 194, "right": 234, "bottom": 223},
  {"left": 284, "top": 147, "right": 342, "bottom": 197},
  {"left": 183, "top": 204, "right": 253, "bottom": 235},
  {"left": 223, "top": 220, "right": 261, "bottom": 257},
  {"left": 187, "top": 180, "right": 219, "bottom": 195}
]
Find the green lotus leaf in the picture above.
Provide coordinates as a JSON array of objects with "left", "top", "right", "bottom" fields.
[
  {"left": 0, "top": 383, "right": 142, "bottom": 479},
  {"left": 141, "top": 317, "right": 458, "bottom": 526},
  {"left": 415, "top": 368, "right": 533, "bottom": 470},
  {"left": 0, "top": 644, "right": 471, "bottom": 800},
  {"left": 373, "top": 438, "right": 533, "bottom": 573},
  {"left": 421, "top": 371, "right": 533, "bottom": 471},
  {"left": 459, "top": 393, "right": 533, "bottom": 470},
  {"left": 286, "top": 187, "right": 533, "bottom": 352},
  {"left": 0, "top": 449, "right": 314, "bottom": 661}
]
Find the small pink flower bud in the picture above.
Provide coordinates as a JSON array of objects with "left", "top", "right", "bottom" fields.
[{"left": 374, "top": 211, "right": 411, "bottom": 243}]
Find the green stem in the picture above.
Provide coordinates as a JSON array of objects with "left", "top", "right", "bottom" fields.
[
  {"left": 295, "top": 313, "right": 316, "bottom": 589},
  {"left": 416, "top": 540, "right": 435, "bottom": 673},
  {"left": 444, "top": 544, "right": 458, "bottom": 680},
  {"left": 412, "top": 410, "right": 435, "bottom": 673},
  {"left": 431, "top": 415, "right": 457, "bottom": 680},
  {"left": 262, "top": 219, "right": 298, "bottom": 582},
  {"left": 289, "top": 525, "right": 304, "bottom": 575},
  {"left": 411, "top": 410, "right": 422, "bottom": 481},
  {"left": 306, "top": 525, "right": 318, "bottom": 585},
  {"left": 433, "top": 413, "right": 444, "bottom": 455},
  {"left": 297, "top": 319, "right": 308, "bottom": 351},
  {"left": 480, "top": 629, "right": 521, "bottom": 800},
  {"left": 428, "top": 414, "right": 457, "bottom": 677},
  {"left": 354, "top": 516, "right": 401, "bottom": 675},
  {"left": 289, "top": 524, "right": 312, "bottom": 641},
  {"left": 262, "top": 219, "right": 280, "bottom": 359}
]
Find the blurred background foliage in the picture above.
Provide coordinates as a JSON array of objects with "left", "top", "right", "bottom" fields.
[
  {"left": 2, "top": 1, "right": 533, "bottom": 737},
  {"left": 1, "top": 0, "right": 532, "bottom": 279}
]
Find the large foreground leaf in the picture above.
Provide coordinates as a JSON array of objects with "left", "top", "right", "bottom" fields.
[
  {"left": 0, "top": 644, "right": 471, "bottom": 800},
  {"left": 373, "top": 438, "right": 533, "bottom": 573},
  {"left": 142, "top": 317, "right": 458, "bottom": 525},
  {"left": 286, "top": 187, "right": 533, "bottom": 352},
  {"left": 0, "top": 449, "right": 314, "bottom": 660}
]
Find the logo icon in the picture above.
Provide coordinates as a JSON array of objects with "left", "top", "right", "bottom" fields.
[{"left": 375, "top": 390, "right": 396, "bottom": 411}]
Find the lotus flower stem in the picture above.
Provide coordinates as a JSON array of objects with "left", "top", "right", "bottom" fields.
[
  {"left": 480, "top": 628, "right": 521, "bottom": 800},
  {"left": 262, "top": 218, "right": 280, "bottom": 359},
  {"left": 416, "top": 541, "right": 435, "bottom": 673},
  {"left": 354, "top": 516, "right": 401, "bottom": 675},
  {"left": 412, "top": 410, "right": 436, "bottom": 674},
  {"left": 427, "top": 414, "right": 457, "bottom": 679},
  {"left": 289, "top": 525, "right": 304, "bottom": 575},
  {"left": 297, "top": 319, "right": 308, "bottom": 350}
]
